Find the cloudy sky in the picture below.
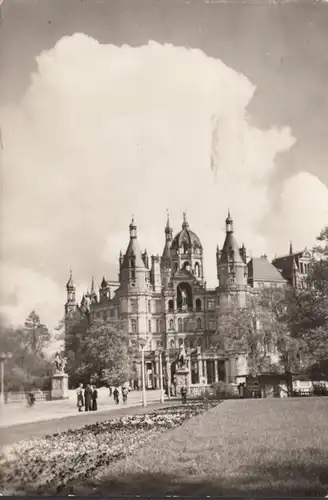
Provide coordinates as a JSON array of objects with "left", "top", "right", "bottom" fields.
[{"left": 0, "top": 0, "right": 328, "bottom": 332}]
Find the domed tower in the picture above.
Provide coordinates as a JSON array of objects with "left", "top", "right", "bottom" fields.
[
  {"left": 170, "top": 213, "right": 204, "bottom": 283},
  {"left": 65, "top": 270, "right": 77, "bottom": 318},
  {"left": 119, "top": 218, "right": 149, "bottom": 293},
  {"left": 217, "top": 211, "right": 247, "bottom": 307},
  {"left": 161, "top": 213, "right": 173, "bottom": 288}
]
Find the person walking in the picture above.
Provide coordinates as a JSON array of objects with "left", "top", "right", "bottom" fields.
[
  {"left": 76, "top": 383, "right": 84, "bottom": 412},
  {"left": 122, "top": 385, "right": 128, "bottom": 404},
  {"left": 92, "top": 385, "right": 98, "bottom": 411},
  {"left": 84, "top": 384, "right": 93, "bottom": 412},
  {"left": 113, "top": 387, "right": 119, "bottom": 405},
  {"left": 108, "top": 385, "right": 112, "bottom": 397},
  {"left": 180, "top": 386, "right": 187, "bottom": 404}
]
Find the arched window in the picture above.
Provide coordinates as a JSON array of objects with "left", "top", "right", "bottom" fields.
[
  {"left": 197, "top": 318, "right": 202, "bottom": 330},
  {"left": 195, "top": 262, "right": 200, "bottom": 277},
  {"left": 183, "top": 318, "right": 189, "bottom": 332},
  {"left": 131, "top": 319, "right": 137, "bottom": 333},
  {"left": 170, "top": 339, "right": 175, "bottom": 349},
  {"left": 183, "top": 242, "right": 188, "bottom": 254},
  {"left": 197, "top": 338, "right": 202, "bottom": 348},
  {"left": 178, "top": 318, "right": 183, "bottom": 332},
  {"left": 183, "top": 261, "right": 190, "bottom": 270},
  {"left": 169, "top": 319, "right": 174, "bottom": 330},
  {"left": 196, "top": 298, "right": 202, "bottom": 311},
  {"left": 179, "top": 338, "right": 184, "bottom": 346},
  {"left": 168, "top": 300, "right": 174, "bottom": 312}
]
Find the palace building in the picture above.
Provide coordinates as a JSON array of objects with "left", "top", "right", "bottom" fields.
[{"left": 65, "top": 212, "right": 311, "bottom": 390}]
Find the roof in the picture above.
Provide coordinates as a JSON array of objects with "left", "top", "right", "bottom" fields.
[
  {"left": 248, "top": 257, "right": 286, "bottom": 282},
  {"left": 219, "top": 232, "right": 243, "bottom": 264},
  {"left": 121, "top": 237, "right": 146, "bottom": 269},
  {"left": 171, "top": 214, "right": 202, "bottom": 251}
]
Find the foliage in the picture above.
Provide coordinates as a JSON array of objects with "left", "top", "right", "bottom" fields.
[
  {"left": 0, "top": 312, "right": 53, "bottom": 391},
  {"left": 211, "top": 381, "right": 239, "bottom": 399},
  {"left": 0, "top": 402, "right": 218, "bottom": 494},
  {"left": 67, "top": 319, "right": 137, "bottom": 387}
]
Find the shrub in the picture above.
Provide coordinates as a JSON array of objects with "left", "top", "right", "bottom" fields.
[
  {"left": 211, "top": 381, "right": 240, "bottom": 400},
  {"left": 313, "top": 384, "right": 328, "bottom": 396}
]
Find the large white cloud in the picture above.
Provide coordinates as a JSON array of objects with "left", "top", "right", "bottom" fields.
[{"left": 0, "top": 34, "right": 326, "bottom": 331}]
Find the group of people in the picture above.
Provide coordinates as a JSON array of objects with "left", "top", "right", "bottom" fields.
[
  {"left": 76, "top": 383, "right": 98, "bottom": 412},
  {"left": 109, "top": 385, "right": 129, "bottom": 405}
]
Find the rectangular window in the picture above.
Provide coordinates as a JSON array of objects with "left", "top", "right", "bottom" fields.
[
  {"left": 207, "top": 299, "right": 215, "bottom": 310},
  {"left": 148, "top": 300, "right": 151, "bottom": 313},
  {"left": 148, "top": 320, "right": 152, "bottom": 332},
  {"left": 156, "top": 319, "right": 161, "bottom": 333},
  {"left": 208, "top": 320, "right": 217, "bottom": 331},
  {"left": 156, "top": 301, "right": 161, "bottom": 314},
  {"left": 131, "top": 319, "right": 137, "bottom": 333},
  {"left": 130, "top": 299, "right": 137, "bottom": 313}
]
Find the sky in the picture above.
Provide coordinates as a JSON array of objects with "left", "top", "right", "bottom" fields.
[{"left": 0, "top": 0, "right": 328, "bottom": 334}]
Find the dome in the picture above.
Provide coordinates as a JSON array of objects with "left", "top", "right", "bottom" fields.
[{"left": 171, "top": 213, "right": 202, "bottom": 251}]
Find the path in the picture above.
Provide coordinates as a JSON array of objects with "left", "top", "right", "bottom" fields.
[
  {"left": 0, "top": 388, "right": 170, "bottom": 428},
  {"left": 0, "top": 400, "right": 178, "bottom": 447}
]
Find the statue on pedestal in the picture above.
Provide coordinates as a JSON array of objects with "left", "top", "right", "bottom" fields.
[
  {"left": 177, "top": 344, "right": 187, "bottom": 369},
  {"left": 53, "top": 352, "right": 67, "bottom": 374}
]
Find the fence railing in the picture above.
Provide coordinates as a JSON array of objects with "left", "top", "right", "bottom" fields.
[{"left": 4, "top": 390, "right": 51, "bottom": 403}]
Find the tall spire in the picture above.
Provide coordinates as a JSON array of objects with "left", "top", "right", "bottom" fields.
[
  {"left": 91, "top": 276, "right": 95, "bottom": 294},
  {"left": 289, "top": 241, "right": 293, "bottom": 255},
  {"left": 225, "top": 209, "right": 233, "bottom": 233},
  {"left": 182, "top": 211, "right": 189, "bottom": 230},
  {"left": 129, "top": 216, "right": 137, "bottom": 239},
  {"left": 66, "top": 270, "right": 75, "bottom": 290},
  {"left": 165, "top": 210, "right": 173, "bottom": 241}
]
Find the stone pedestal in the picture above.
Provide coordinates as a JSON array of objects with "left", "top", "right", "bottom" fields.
[
  {"left": 51, "top": 373, "right": 69, "bottom": 400},
  {"left": 175, "top": 366, "right": 190, "bottom": 395}
]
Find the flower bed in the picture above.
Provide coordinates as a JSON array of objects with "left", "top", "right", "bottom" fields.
[{"left": 0, "top": 401, "right": 218, "bottom": 493}]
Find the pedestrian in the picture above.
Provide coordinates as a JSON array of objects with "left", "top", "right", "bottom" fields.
[
  {"left": 76, "top": 383, "right": 84, "bottom": 412},
  {"left": 180, "top": 386, "right": 187, "bottom": 404},
  {"left": 122, "top": 385, "right": 128, "bottom": 404},
  {"left": 113, "top": 387, "right": 119, "bottom": 405},
  {"left": 92, "top": 385, "right": 98, "bottom": 411},
  {"left": 84, "top": 384, "right": 92, "bottom": 412},
  {"left": 109, "top": 385, "right": 112, "bottom": 397}
]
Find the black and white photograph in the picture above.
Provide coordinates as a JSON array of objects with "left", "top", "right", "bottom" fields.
[{"left": 0, "top": 0, "right": 328, "bottom": 496}]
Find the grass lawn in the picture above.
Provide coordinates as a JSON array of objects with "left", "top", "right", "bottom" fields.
[{"left": 72, "top": 397, "right": 328, "bottom": 497}]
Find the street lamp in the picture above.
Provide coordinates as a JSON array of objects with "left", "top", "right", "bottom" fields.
[
  {"left": 138, "top": 337, "right": 147, "bottom": 407},
  {"left": 0, "top": 352, "right": 12, "bottom": 406},
  {"left": 157, "top": 347, "right": 165, "bottom": 404}
]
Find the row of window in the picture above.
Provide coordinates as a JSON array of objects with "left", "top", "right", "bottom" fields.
[
  {"left": 129, "top": 298, "right": 216, "bottom": 314},
  {"left": 130, "top": 318, "right": 217, "bottom": 333}
]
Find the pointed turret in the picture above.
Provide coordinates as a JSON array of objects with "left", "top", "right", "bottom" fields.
[
  {"left": 217, "top": 211, "right": 246, "bottom": 289},
  {"left": 99, "top": 276, "right": 110, "bottom": 302},
  {"left": 89, "top": 276, "right": 98, "bottom": 304},
  {"left": 291, "top": 254, "right": 300, "bottom": 288},
  {"left": 289, "top": 241, "right": 293, "bottom": 255},
  {"left": 119, "top": 218, "right": 149, "bottom": 291},
  {"left": 65, "top": 270, "right": 77, "bottom": 317}
]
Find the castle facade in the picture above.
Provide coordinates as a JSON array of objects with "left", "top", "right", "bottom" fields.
[{"left": 65, "top": 212, "right": 311, "bottom": 389}]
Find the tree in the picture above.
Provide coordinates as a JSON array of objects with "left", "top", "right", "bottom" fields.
[
  {"left": 70, "top": 319, "right": 137, "bottom": 387},
  {"left": 23, "top": 310, "right": 51, "bottom": 355},
  {"left": 0, "top": 312, "right": 53, "bottom": 392}
]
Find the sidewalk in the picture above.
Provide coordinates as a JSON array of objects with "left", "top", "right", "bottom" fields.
[
  {"left": 0, "top": 399, "right": 178, "bottom": 447},
  {"left": 0, "top": 389, "right": 169, "bottom": 429}
]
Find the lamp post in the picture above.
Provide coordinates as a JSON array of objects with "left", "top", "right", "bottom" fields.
[
  {"left": 157, "top": 347, "right": 165, "bottom": 404},
  {"left": 138, "top": 337, "right": 147, "bottom": 407},
  {"left": 0, "top": 352, "right": 12, "bottom": 406}
]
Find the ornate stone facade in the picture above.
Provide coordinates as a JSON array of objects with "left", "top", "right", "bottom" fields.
[{"left": 64, "top": 212, "right": 310, "bottom": 390}]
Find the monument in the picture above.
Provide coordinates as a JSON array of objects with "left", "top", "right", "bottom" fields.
[
  {"left": 175, "top": 344, "right": 190, "bottom": 395},
  {"left": 51, "top": 352, "right": 69, "bottom": 400}
]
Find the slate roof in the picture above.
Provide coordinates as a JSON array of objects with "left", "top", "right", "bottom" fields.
[{"left": 247, "top": 257, "right": 286, "bottom": 282}]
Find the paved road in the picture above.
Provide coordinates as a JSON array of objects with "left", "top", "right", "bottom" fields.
[
  {"left": 0, "top": 400, "right": 178, "bottom": 447},
  {"left": 0, "top": 388, "right": 170, "bottom": 428}
]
